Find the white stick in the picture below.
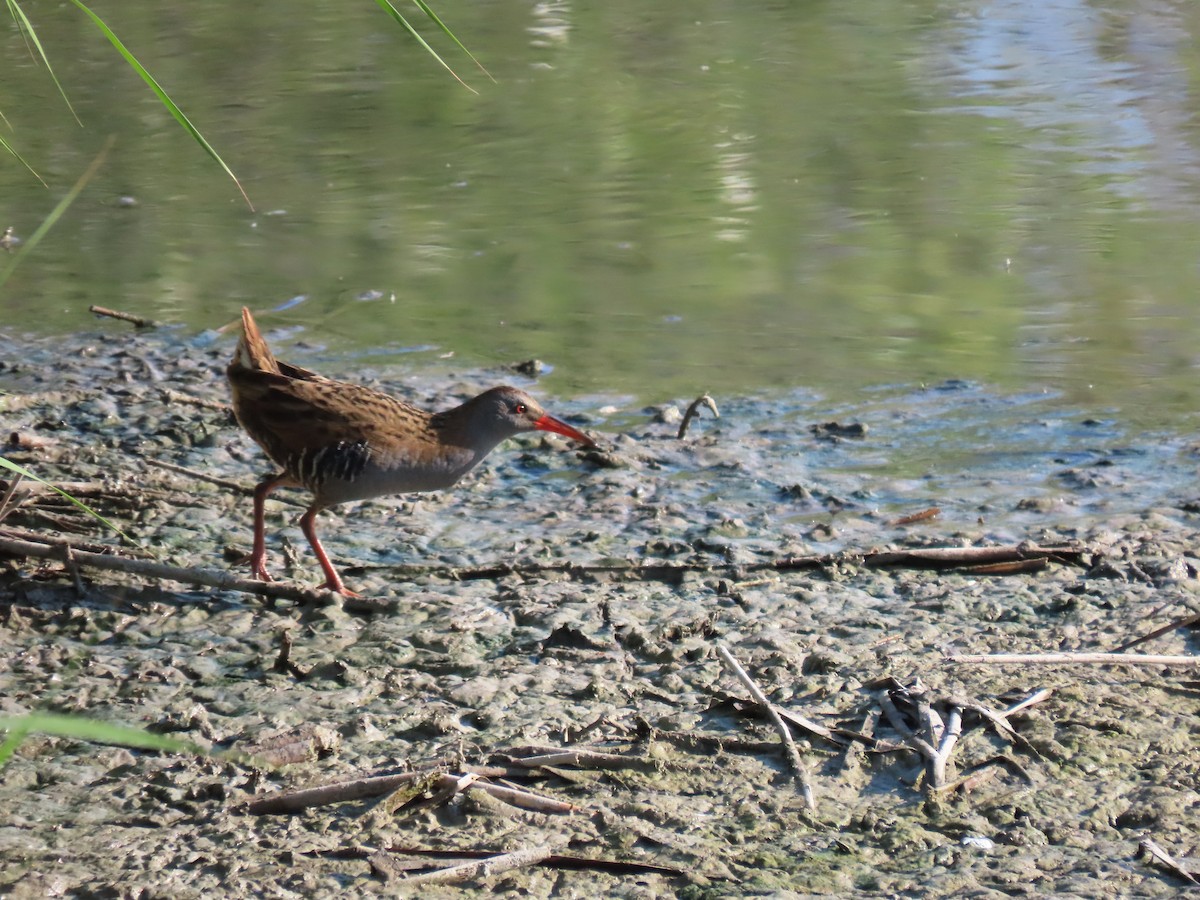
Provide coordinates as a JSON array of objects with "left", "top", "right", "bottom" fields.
[
  {"left": 948, "top": 653, "right": 1199, "bottom": 667},
  {"left": 716, "top": 643, "right": 816, "bottom": 812}
]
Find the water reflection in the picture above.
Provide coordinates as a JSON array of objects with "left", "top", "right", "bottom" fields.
[
  {"left": 529, "top": 1, "right": 572, "bottom": 49},
  {"left": 1, "top": 0, "right": 1199, "bottom": 430},
  {"left": 714, "top": 133, "right": 757, "bottom": 243},
  {"left": 942, "top": 0, "right": 1196, "bottom": 204}
]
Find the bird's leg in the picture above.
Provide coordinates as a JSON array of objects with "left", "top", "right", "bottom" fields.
[
  {"left": 299, "top": 506, "right": 360, "bottom": 598},
  {"left": 249, "top": 474, "right": 286, "bottom": 582}
]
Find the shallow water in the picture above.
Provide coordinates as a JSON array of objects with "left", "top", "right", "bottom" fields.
[{"left": 3, "top": 0, "right": 1200, "bottom": 428}]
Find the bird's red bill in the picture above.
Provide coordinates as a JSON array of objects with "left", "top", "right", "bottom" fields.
[{"left": 534, "top": 414, "right": 594, "bottom": 446}]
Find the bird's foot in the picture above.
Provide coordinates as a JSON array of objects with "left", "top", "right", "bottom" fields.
[
  {"left": 233, "top": 550, "right": 275, "bottom": 584},
  {"left": 250, "top": 563, "right": 274, "bottom": 583},
  {"left": 319, "top": 578, "right": 360, "bottom": 599}
]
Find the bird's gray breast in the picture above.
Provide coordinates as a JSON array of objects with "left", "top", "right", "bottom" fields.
[{"left": 303, "top": 441, "right": 487, "bottom": 506}]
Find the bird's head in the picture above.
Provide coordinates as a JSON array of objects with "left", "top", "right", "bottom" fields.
[{"left": 466, "top": 386, "right": 594, "bottom": 448}]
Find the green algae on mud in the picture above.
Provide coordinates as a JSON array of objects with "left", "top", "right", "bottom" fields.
[{"left": 0, "top": 325, "right": 1198, "bottom": 896}]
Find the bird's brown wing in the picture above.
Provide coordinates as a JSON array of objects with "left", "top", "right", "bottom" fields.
[{"left": 229, "top": 368, "right": 435, "bottom": 462}]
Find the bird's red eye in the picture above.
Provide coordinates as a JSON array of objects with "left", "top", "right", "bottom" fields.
[{"left": 514, "top": 403, "right": 527, "bottom": 414}]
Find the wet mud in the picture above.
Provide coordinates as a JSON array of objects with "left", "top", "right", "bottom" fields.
[{"left": 1, "top": 324, "right": 1198, "bottom": 896}]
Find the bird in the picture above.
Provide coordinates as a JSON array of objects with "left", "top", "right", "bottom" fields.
[{"left": 226, "top": 306, "right": 594, "bottom": 596}]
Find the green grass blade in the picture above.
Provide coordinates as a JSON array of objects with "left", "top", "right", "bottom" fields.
[
  {"left": 0, "top": 713, "right": 263, "bottom": 769},
  {"left": 409, "top": 0, "right": 494, "bottom": 82},
  {"left": 65, "top": 0, "right": 254, "bottom": 211},
  {"left": 0, "top": 455, "right": 137, "bottom": 546},
  {"left": 0, "top": 723, "right": 30, "bottom": 767},
  {"left": 0, "top": 137, "right": 111, "bottom": 292},
  {"left": 7, "top": 0, "right": 82, "bottom": 125},
  {"left": 0, "top": 713, "right": 205, "bottom": 758},
  {"left": 374, "top": 0, "right": 478, "bottom": 94},
  {"left": 0, "top": 130, "right": 46, "bottom": 186}
]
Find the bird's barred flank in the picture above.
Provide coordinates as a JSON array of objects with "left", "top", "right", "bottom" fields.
[{"left": 292, "top": 440, "right": 372, "bottom": 487}]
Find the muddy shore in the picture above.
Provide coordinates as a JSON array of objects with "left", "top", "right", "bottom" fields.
[{"left": 1, "top": 323, "right": 1198, "bottom": 897}]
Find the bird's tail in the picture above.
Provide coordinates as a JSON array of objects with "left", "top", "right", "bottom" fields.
[{"left": 231, "top": 307, "right": 280, "bottom": 374}]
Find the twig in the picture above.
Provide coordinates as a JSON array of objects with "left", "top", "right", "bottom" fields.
[
  {"left": 1136, "top": 837, "right": 1199, "bottom": 886},
  {"left": 138, "top": 458, "right": 306, "bottom": 509},
  {"left": 918, "top": 697, "right": 944, "bottom": 747},
  {"left": 637, "top": 725, "right": 791, "bottom": 757},
  {"left": 1113, "top": 609, "right": 1200, "bottom": 653},
  {"left": 21, "top": 510, "right": 103, "bottom": 534},
  {"left": 0, "top": 534, "right": 340, "bottom": 605},
  {"left": 362, "top": 846, "right": 684, "bottom": 878},
  {"left": 891, "top": 507, "right": 940, "bottom": 525},
  {"left": 0, "top": 472, "right": 27, "bottom": 524},
  {"left": 716, "top": 643, "right": 816, "bottom": 811},
  {"left": 948, "top": 652, "right": 1199, "bottom": 667},
  {"left": 878, "top": 689, "right": 967, "bottom": 791},
  {"left": 246, "top": 773, "right": 418, "bottom": 814},
  {"left": 0, "top": 526, "right": 156, "bottom": 558},
  {"left": 393, "top": 836, "right": 570, "bottom": 886},
  {"left": 838, "top": 707, "right": 878, "bottom": 774},
  {"left": 141, "top": 458, "right": 255, "bottom": 495},
  {"left": 854, "top": 545, "right": 1081, "bottom": 569},
  {"left": 478, "top": 779, "right": 583, "bottom": 813},
  {"left": 273, "top": 629, "right": 310, "bottom": 680},
  {"left": 0, "top": 480, "right": 146, "bottom": 498},
  {"left": 446, "top": 542, "right": 1086, "bottom": 582},
  {"left": 677, "top": 393, "right": 719, "bottom": 439},
  {"left": 930, "top": 706, "right": 963, "bottom": 789},
  {"left": 60, "top": 543, "right": 85, "bottom": 597},
  {"left": 963, "top": 558, "right": 1047, "bottom": 576},
  {"left": 505, "top": 749, "right": 655, "bottom": 770},
  {"left": 934, "top": 763, "right": 999, "bottom": 795},
  {"left": 1002, "top": 688, "right": 1052, "bottom": 716},
  {"left": 774, "top": 707, "right": 847, "bottom": 748},
  {"left": 88, "top": 305, "right": 156, "bottom": 328},
  {"left": 0, "top": 529, "right": 1085, "bottom": 604},
  {"left": 245, "top": 771, "right": 578, "bottom": 816},
  {"left": 949, "top": 695, "right": 1045, "bottom": 759},
  {"left": 877, "top": 691, "right": 936, "bottom": 757}
]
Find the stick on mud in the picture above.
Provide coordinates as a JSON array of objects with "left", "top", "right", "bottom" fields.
[
  {"left": 677, "top": 393, "right": 719, "bottom": 439},
  {"left": 88, "top": 305, "right": 157, "bottom": 328},
  {"left": 716, "top": 643, "right": 817, "bottom": 811},
  {"left": 948, "top": 652, "right": 1200, "bottom": 667}
]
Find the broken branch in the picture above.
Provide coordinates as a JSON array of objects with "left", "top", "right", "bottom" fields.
[
  {"left": 716, "top": 643, "right": 816, "bottom": 811},
  {"left": 677, "top": 393, "right": 719, "bottom": 439},
  {"left": 948, "top": 652, "right": 1199, "bottom": 668}
]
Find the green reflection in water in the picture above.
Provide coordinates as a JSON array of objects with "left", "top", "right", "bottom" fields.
[{"left": 1, "top": 0, "right": 1199, "bottom": 430}]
